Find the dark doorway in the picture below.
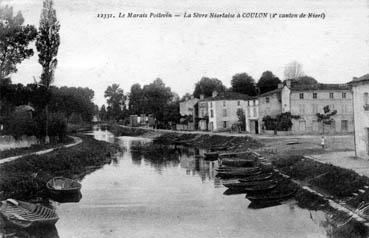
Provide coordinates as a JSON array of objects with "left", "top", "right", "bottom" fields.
[{"left": 255, "top": 120, "right": 259, "bottom": 134}]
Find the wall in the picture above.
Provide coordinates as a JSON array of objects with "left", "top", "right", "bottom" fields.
[
  {"left": 281, "top": 86, "right": 291, "bottom": 113},
  {"left": 245, "top": 99, "right": 260, "bottom": 133},
  {"left": 352, "top": 82, "right": 369, "bottom": 159},
  {"left": 179, "top": 98, "right": 199, "bottom": 116},
  {"left": 208, "top": 100, "right": 246, "bottom": 131},
  {"left": 290, "top": 90, "right": 353, "bottom": 134}
]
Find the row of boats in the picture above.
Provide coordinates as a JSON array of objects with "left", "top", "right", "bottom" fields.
[
  {"left": 204, "top": 149, "right": 298, "bottom": 205},
  {"left": 0, "top": 176, "right": 81, "bottom": 228}
]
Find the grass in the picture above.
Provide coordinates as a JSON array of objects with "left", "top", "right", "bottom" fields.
[
  {"left": 108, "top": 124, "right": 149, "bottom": 137},
  {"left": 271, "top": 155, "right": 369, "bottom": 202},
  {"left": 0, "top": 136, "right": 74, "bottom": 160},
  {"left": 0, "top": 134, "right": 120, "bottom": 200}
]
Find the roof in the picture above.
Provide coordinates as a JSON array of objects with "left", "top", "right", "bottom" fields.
[
  {"left": 349, "top": 74, "right": 369, "bottom": 85},
  {"left": 289, "top": 83, "right": 350, "bottom": 91},
  {"left": 259, "top": 88, "right": 282, "bottom": 97},
  {"left": 202, "top": 91, "right": 250, "bottom": 101}
]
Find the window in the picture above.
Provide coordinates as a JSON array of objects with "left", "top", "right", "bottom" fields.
[
  {"left": 210, "top": 102, "right": 213, "bottom": 108},
  {"left": 253, "top": 100, "right": 256, "bottom": 105},
  {"left": 342, "top": 92, "right": 346, "bottom": 99},
  {"left": 223, "top": 121, "right": 227, "bottom": 128},
  {"left": 247, "top": 101, "right": 250, "bottom": 106},
  {"left": 266, "top": 97, "right": 270, "bottom": 103},
  {"left": 313, "top": 93, "right": 317, "bottom": 99},
  {"left": 222, "top": 109, "right": 227, "bottom": 117},
  {"left": 210, "top": 110, "right": 214, "bottom": 118},
  {"left": 237, "top": 101, "right": 240, "bottom": 106},
  {"left": 329, "top": 92, "right": 334, "bottom": 99},
  {"left": 253, "top": 107, "right": 257, "bottom": 117},
  {"left": 223, "top": 101, "right": 226, "bottom": 107},
  {"left": 299, "top": 93, "right": 304, "bottom": 99},
  {"left": 247, "top": 107, "right": 251, "bottom": 117},
  {"left": 364, "top": 92, "right": 369, "bottom": 105},
  {"left": 341, "top": 120, "right": 348, "bottom": 131}
]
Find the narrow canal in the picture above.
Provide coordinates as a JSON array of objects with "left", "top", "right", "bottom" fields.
[{"left": 2, "top": 128, "right": 367, "bottom": 237}]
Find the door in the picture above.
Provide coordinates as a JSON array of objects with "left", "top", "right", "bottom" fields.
[{"left": 255, "top": 121, "right": 259, "bottom": 134}]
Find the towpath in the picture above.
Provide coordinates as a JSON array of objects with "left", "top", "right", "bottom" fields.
[{"left": 0, "top": 136, "right": 82, "bottom": 165}]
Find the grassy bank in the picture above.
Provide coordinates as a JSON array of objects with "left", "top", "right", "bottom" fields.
[
  {"left": 108, "top": 124, "right": 151, "bottom": 137},
  {"left": 271, "top": 155, "right": 369, "bottom": 208},
  {"left": 153, "top": 132, "right": 262, "bottom": 150},
  {"left": 0, "top": 134, "right": 120, "bottom": 200},
  {"left": 0, "top": 136, "right": 75, "bottom": 160}
]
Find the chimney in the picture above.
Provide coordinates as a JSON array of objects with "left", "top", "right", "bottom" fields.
[
  {"left": 212, "top": 91, "right": 218, "bottom": 98},
  {"left": 278, "top": 83, "right": 283, "bottom": 89},
  {"left": 200, "top": 94, "right": 204, "bottom": 100}
]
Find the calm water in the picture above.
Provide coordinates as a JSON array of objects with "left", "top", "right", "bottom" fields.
[{"left": 1, "top": 128, "right": 365, "bottom": 238}]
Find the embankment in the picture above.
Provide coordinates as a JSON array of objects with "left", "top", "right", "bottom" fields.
[{"left": 0, "top": 134, "right": 120, "bottom": 200}]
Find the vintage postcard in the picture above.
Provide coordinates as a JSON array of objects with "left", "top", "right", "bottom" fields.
[{"left": 0, "top": 0, "right": 368, "bottom": 237}]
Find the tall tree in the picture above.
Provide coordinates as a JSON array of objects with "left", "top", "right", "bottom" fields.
[
  {"left": 231, "top": 73, "right": 257, "bottom": 96},
  {"left": 295, "top": 76, "right": 318, "bottom": 85},
  {"left": 193, "top": 77, "right": 226, "bottom": 98},
  {"left": 128, "top": 83, "right": 143, "bottom": 115},
  {"left": 257, "top": 71, "right": 281, "bottom": 94},
  {"left": 104, "top": 84, "right": 126, "bottom": 121},
  {"left": 36, "top": 0, "right": 60, "bottom": 88},
  {"left": 284, "top": 61, "right": 305, "bottom": 79},
  {"left": 316, "top": 105, "right": 337, "bottom": 134},
  {"left": 99, "top": 105, "right": 107, "bottom": 121},
  {"left": 0, "top": 4, "right": 37, "bottom": 83}
]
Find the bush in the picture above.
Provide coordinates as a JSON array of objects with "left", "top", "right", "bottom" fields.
[{"left": 3, "top": 113, "right": 36, "bottom": 139}]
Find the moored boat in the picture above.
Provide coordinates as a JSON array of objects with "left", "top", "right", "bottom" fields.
[
  {"left": 46, "top": 177, "right": 82, "bottom": 195},
  {"left": 204, "top": 152, "right": 219, "bottom": 160},
  {"left": 239, "top": 173, "right": 274, "bottom": 182},
  {"left": 0, "top": 199, "right": 59, "bottom": 228},
  {"left": 216, "top": 169, "right": 262, "bottom": 178},
  {"left": 223, "top": 180, "right": 277, "bottom": 190},
  {"left": 221, "top": 158, "right": 255, "bottom": 167},
  {"left": 246, "top": 189, "right": 298, "bottom": 203}
]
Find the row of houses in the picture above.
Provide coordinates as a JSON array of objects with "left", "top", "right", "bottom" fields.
[{"left": 179, "top": 79, "right": 354, "bottom": 135}]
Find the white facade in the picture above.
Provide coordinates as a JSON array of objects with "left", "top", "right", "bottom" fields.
[
  {"left": 351, "top": 76, "right": 369, "bottom": 159},
  {"left": 208, "top": 99, "right": 247, "bottom": 131},
  {"left": 245, "top": 99, "right": 260, "bottom": 134}
]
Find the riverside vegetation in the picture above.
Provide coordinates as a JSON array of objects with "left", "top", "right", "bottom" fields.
[{"left": 0, "top": 135, "right": 120, "bottom": 200}]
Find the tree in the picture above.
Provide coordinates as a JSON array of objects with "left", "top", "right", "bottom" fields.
[
  {"left": 284, "top": 61, "right": 305, "bottom": 79},
  {"left": 128, "top": 83, "right": 143, "bottom": 115},
  {"left": 231, "top": 73, "right": 257, "bottom": 96},
  {"left": 99, "top": 105, "right": 107, "bottom": 121},
  {"left": 193, "top": 77, "right": 226, "bottom": 98},
  {"left": 35, "top": 0, "right": 60, "bottom": 143},
  {"left": 142, "top": 78, "right": 174, "bottom": 127},
  {"left": 257, "top": 71, "right": 281, "bottom": 94},
  {"left": 104, "top": 84, "right": 126, "bottom": 121},
  {"left": 236, "top": 108, "right": 246, "bottom": 131},
  {"left": 295, "top": 76, "right": 318, "bottom": 85},
  {"left": 316, "top": 105, "right": 337, "bottom": 134},
  {"left": 0, "top": 5, "right": 37, "bottom": 82}
]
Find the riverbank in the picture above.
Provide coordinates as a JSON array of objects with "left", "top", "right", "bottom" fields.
[{"left": 0, "top": 134, "right": 120, "bottom": 200}]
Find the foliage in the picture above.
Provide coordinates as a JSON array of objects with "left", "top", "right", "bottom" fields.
[
  {"left": 162, "top": 101, "right": 180, "bottom": 126},
  {"left": 0, "top": 5, "right": 37, "bottom": 82},
  {"left": 104, "top": 84, "right": 126, "bottom": 121},
  {"left": 316, "top": 105, "right": 337, "bottom": 134},
  {"left": 128, "top": 83, "right": 143, "bottom": 115},
  {"left": 231, "top": 73, "right": 257, "bottom": 96},
  {"left": 236, "top": 108, "right": 246, "bottom": 131},
  {"left": 193, "top": 77, "right": 226, "bottom": 98},
  {"left": 294, "top": 76, "right": 318, "bottom": 85},
  {"left": 36, "top": 0, "right": 60, "bottom": 88},
  {"left": 257, "top": 71, "right": 281, "bottom": 94},
  {"left": 284, "top": 61, "right": 304, "bottom": 80},
  {"left": 99, "top": 105, "right": 107, "bottom": 121},
  {"left": 262, "top": 112, "right": 300, "bottom": 131}
]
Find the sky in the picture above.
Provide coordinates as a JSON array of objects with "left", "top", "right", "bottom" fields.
[{"left": 2, "top": 0, "right": 369, "bottom": 106}]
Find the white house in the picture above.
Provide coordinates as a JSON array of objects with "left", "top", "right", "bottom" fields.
[{"left": 349, "top": 74, "right": 369, "bottom": 159}]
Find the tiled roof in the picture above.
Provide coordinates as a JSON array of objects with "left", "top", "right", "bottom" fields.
[
  {"left": 203, "top": 91, "right": 250, "bottom": 101},
  {"left": 349, "top": 74, "right": 369, "bottom": 85},
  {"left": 259, "top": 88, "right": 282, "bottom": 97},
  {"left": 290, "top": 83, "right": 350, "bottom": 91}
]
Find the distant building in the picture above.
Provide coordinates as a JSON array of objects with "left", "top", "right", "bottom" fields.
[
  {"left": 205, "top": 91, "right": 249, "bottom": 131},
  {"left": 197, "top": 94, "right": 208, "bottom": 131},
  {"left": 349, "top": 74, "right": 369, "bottom": 158},
  {"left": 245, "top": 98, "right": 260, "bottom": 134},
  {"left": 178, "top": 96, "right": 199, "bottom": 130}
]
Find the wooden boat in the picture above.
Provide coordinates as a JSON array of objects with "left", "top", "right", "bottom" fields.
[
  {"left": 0, "top": 199, "right": 59, "bottom": 228},
  {"left": 216, "top": 167, "right": 259, "bottom": 172},
  {"left": 239, "top": 173, "right": 274, "bottom": 182},
  {"left": 223, "top": 180, "right": 276, "bottom": 190},
  {"left": 223, "top": 189, "right": 247, "bottom": 196},
  {"left": 219, "top": 151, "right": 250, "bottom": 159},
  {"left": 243, "top": 182, "right": 278, "bottom": 193},
  {"left": 221, "top": 159, "right": 255, "bottom": 167},
  {"left": 210, "top": 146, "right": 228, "bottom": 152},
  {"left": 356, "top": 202, "right": 369, "bottom": 220},
  {"left": 246, "top": 189, "right": 297, "bottom": 203},
  {"left": 216, "top": 169, "right": 262, "bottom": 178},
  {"left": 49, "top": 191, "right": 82, "bottom": 203},
  {"left": 204, "top": 152, "right": 219, "bottom": 160},
  {"left": 46, "top": 177, "right": 82, "bottom": 195}
]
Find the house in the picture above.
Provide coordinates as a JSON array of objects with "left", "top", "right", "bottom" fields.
[
  {"left": 197, "top": 94, "right": 208, "bottom": 131},
  {"left": 349, "top": 74, "right": 369, "bottom": 159},
  {"left": 178, "top": 96, "right": 199, "bottom": 130},
  {"left": 205, "top": 91, "right": 249, "bottom": 131},
  {"left": 283, "top": 80, "right": 353, "bottom": 134},
  {"left": 255, "top": 80, "right": 353, "bottom": 134}
]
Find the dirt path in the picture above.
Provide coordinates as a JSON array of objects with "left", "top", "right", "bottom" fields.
[{"left": 0, "top": 136, "right": 82, "bottom": 165}]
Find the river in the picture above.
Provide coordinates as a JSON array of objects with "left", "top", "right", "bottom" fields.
[{"left": 1, "top": 128, "right": 367, "bottom": 238}]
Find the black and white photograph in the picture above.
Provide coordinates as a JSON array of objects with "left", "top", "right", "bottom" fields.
[{"left": 0, "top": 0, "right": 369, "bottom": 237}]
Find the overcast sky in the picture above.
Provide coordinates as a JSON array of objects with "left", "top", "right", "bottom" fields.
[{"left": 2, "top": 0, "right": 369, "bottom": 106}]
